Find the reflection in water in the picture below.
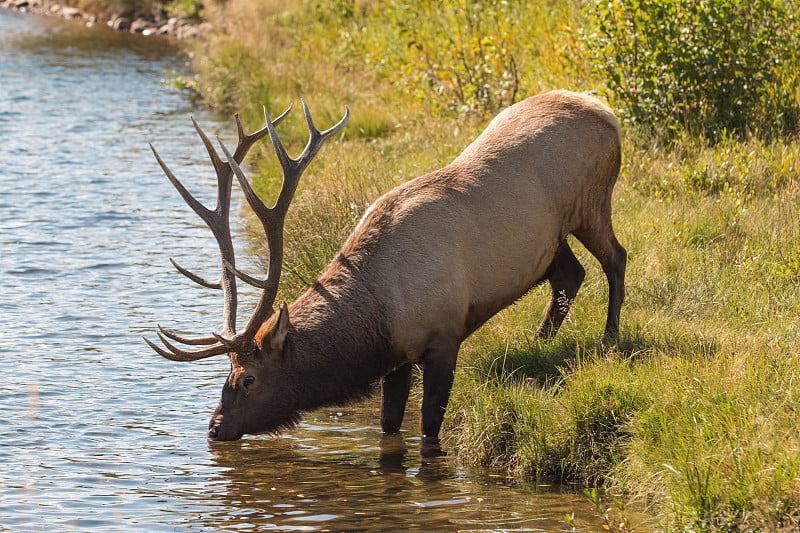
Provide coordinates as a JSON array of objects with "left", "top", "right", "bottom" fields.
[
  {"left": 0, "top": 9, "right": 628, "bottom": 532},
  {"left": 203, "top": 407, "right": 602, "bottom": 532}
]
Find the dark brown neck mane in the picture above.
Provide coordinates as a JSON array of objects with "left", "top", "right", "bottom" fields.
[{"left": 282, "top": 260, "right": 396, "bottom": 414}]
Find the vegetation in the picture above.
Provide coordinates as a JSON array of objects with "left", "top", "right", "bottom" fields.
[
  {"left": 582, "top": 0, "right": 800, "bottom": 140},
  {"left": 169, "top": 0, "right": 800, "bottom": 530}
]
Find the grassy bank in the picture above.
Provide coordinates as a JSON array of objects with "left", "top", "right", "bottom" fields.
[{"left": 175, "top": 1, "right": 800, "bottom": 530}]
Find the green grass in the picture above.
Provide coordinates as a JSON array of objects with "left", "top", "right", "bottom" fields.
[{"left": 177, "top": 1, "right": 800, "bottom": 530}]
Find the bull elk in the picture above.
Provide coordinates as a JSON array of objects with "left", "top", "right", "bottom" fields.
[{"left": 145, "top": 90, "right": 626, "bottom": 442}]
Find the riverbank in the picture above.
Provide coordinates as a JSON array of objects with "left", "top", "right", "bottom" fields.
[
  {"left": 0, "top": 0, "right": 207, "bottom": 38},
  {"left": 15, "top": 1, "right": 797, "bottom": 531}
]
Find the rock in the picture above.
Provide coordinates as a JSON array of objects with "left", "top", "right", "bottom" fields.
[
  {"left": 130, "top": 18, "right": 151, "bottom": 33},
  {"left": 111, "top": 17, "right": 131, "bottom": 31},
  {"left": 179, "top": 25, "right": 200, "bottom": 38},
  {"left": 61, "top": 6, "right": 81, "bottom": 18}
]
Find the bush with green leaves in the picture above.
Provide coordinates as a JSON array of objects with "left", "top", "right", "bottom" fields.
[{"left": 583, "top": 0, "right": 800, "bottom": 139}]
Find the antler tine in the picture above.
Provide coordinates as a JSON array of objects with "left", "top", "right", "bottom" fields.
[
  {"left": 212, "top": 332, "right": 238, "bottom": 348},
  {"left": 169, "top": 258, "right": 221, "bottom": 290},
  {"left": 219, "top": 137, "right": 274, "bottom": 227},
  {"left": 149, "top": 143, "right": 214, "bottom": 224},
  {"left": 302, "top": 100, "right": 351, "bottom": 139},
  {"left": 319, "top": 104, "right": 350, "bottom": 138},
  {"left": 262, "top": 105, "right": 294, "bottom": 178},
  {"left": 143, "top": 334, "right": 228, "bottom": 361},
  {"left": 191, "top": 117, "right": 230, "bottom": 206},
  {"left": 222, "top": 259, "right": 275, "bottom": 290},
  {"left": 158, "top": 324, "right": 218, "bottom": 346},
  {"left": 295, "top": 101, "right": 350, "bottom": 175},
  {"left": 234, "top": 103, "right": 293, "bottom": 154},
  {"left": 144, "top": 335, "right": 185, "bottom": 360},
  {"left": 154, "top": 331, "right": 230, "bottom": 360}
]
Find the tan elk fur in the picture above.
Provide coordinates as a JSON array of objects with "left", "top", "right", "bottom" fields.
[{"left": 322, "top": 90, "right": 622, "bottom": 356}]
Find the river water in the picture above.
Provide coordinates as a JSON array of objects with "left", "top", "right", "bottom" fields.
[{"left": 0, "top": 11, "right": 613, "bottom": 532}]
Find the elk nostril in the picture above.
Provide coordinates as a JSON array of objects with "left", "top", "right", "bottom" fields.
[{"left": 208, "top": 415, "right": 222, "bottom": 440}]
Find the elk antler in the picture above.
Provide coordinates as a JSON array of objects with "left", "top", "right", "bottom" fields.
[{"left": 145, "top": 101, "right": 350, "bottom": 361}]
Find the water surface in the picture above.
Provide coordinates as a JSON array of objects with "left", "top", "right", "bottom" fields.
[{"left": 0, "top": 11, "right": 611, "bottom": 531}]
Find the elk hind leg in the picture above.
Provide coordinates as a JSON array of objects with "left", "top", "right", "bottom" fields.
[
  {"left": 536, "top": 240, "right": 586, "bottom": 338},
  {"left": 381, "top": 363, "right": 413, "bottom": 434},
  {"left": 574, "top": 226, "right": 627, "bottom": 341}
]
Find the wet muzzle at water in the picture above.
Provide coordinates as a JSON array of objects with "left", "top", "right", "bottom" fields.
[{"left": 208, "top": 413, "right": 243, "bottom": 441}]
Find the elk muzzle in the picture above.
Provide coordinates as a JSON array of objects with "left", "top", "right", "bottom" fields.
[{"left": 207, "top": 405, "right": 242, "bottom": 441}]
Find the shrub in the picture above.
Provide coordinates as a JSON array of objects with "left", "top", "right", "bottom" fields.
[{"left": 583, "top": 0, "right": 800, "bottom": 140}]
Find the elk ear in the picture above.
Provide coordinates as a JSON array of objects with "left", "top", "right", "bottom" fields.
[{"left": 267, "top": 302, "right": 290, "bottom": 352}]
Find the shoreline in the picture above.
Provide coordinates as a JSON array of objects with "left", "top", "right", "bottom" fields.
[{"left": 0, "top": 0, "right": 208, "bottom": 38}]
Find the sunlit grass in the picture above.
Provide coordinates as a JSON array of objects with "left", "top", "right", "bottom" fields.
[{"left": 182, "top": 1, "right": 800, "bottom": 530}]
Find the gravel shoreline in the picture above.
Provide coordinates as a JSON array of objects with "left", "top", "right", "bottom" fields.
[{"left": 0, "top": 0, "right": 208, "bottom": 38}]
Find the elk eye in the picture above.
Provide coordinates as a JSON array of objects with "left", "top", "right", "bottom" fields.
[{"left": 243, "top": 375, "right": 256, "bottom": 387}]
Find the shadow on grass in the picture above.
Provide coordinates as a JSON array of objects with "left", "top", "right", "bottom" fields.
[{"left": 463, "top": 327, "right": 720, "bottom": 386}]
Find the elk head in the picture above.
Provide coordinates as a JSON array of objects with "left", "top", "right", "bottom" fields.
[{"left": 145, "top": 102, "right": 349, "bottom": 441}]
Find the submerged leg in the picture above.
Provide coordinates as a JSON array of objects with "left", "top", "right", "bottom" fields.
[
  {"left": 381, "top": 363, "right": 413, "bottom": 434},
  {"left": 420, "top": 337, "right": 460, "bottom": 439},
  {"left": 536, "top": 240, "right": 586, "bottom": 338}
]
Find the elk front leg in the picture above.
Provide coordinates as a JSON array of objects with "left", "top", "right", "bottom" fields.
[
  {"left": 536, "top": 241, "right": 586, "bottom": 338},
  {"left": 420, "top": 338, "right": 460, "bottom": 439},
  {"left": 381, "top": 363, "right": 413, "bottom": 434}
]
